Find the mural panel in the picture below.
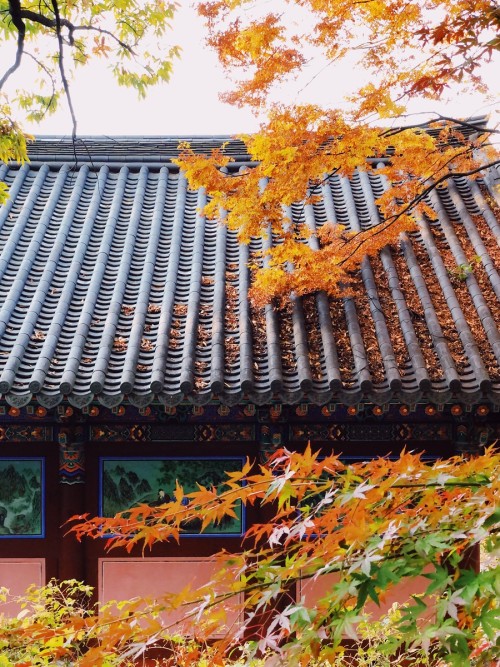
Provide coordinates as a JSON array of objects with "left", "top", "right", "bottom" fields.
[
  {"left": 0, "top": 459, "right": 44, "bottom": 537},
  {"left": 100, "top": 457, "right": 245, "bottom": 536}
]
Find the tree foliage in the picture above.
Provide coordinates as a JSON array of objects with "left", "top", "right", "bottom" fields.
[
  {"left": 2, "top": 447, "right": 497, "bottom": 666},
  {"left": 198, "top": 0, "right": 500, "bottom": 110},
  {"left": 0, "top": 1, "right": 499, "bottom": 300},
  {"left": 175, "top": 0, "right": 500, "bottom": 304},
  {"left": 0, "top": 98, "right": 29, "bottom": 204},
  {"left": 0, "top": 0, "right": 179, "bottom": 203},
  {"left": 176, "top": 111, "right": 498, "bottom": 306}
]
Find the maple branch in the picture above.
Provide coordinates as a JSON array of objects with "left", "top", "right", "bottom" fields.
[
  {"left": 70, "top": 466, "right": 494, "bottom": 548},
  {"left": 381, "top": 114, "right": 499, "bottom": 138},
  {"left": 45, "top": 449, "right": 500, "bottom": 665},
  {"left": 166, "top": 519, "right": 491, "bottom": 628},
  {"left": 71, "top": 24, "right": 136, "bottom": 53},
  {"left": 337, "top": 158, "right": 500, "bottom": 269},
  {"left": 68, "top": 476, "right": 273, "bottom": 542}
]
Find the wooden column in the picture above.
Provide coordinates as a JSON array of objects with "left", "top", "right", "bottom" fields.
[
  {"left": 452, "top": 411, "right": 482, "bottom": 572},
  {"left": 57, "top": 410, "right": 87, "bottom": 582}
]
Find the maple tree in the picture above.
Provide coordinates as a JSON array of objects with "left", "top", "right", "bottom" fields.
[
  {"left": 1, "top": 2, "right": 499, "bottom": 300},
  {"left": 174, "top": 0, "right": 500, "bottom": 304},
  {"left": 2, "top": 447, "right": 499, "bottom": 666}
]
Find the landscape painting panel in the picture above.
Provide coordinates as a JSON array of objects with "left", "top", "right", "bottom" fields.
[
  {"left": 101, "top": 458, "right": 244, "bottom": 535},
  {"left": 0, "top": 459, "right": 44, "bottom": 537}
]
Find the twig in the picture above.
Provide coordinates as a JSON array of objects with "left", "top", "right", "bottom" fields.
[
  {"left": 23, "top": 50, "right": 56, "bottom": 116},
  {"left": 50, "top": 0, "right": 77, "bottom": 140}
]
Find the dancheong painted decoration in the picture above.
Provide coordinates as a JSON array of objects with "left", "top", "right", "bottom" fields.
[
  {"left": 0, "top": 459, "right": 44, "bottom": 537},
  {"left": 100, "top": 457, "right": 245, "bottom": 535}
]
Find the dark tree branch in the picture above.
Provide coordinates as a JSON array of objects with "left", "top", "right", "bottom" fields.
[
  {"left": 17, "top": 8, "right": 76, "bottom": 38},
  {"left": 17, "top": 8, "right": 136, "bottom": 52},
  {"left": 380, "top": 113, "right": 500, "bottom": 138},
  {"left": 0, "top": 0, "right": 26, "bottom": 90}
]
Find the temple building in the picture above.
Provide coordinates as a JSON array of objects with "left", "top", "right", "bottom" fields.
[{"left": 0, "top": 133, "right": 499, "bottom": 610}]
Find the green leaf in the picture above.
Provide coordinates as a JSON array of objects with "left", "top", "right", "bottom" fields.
[
  {"left": 375, "top": 563, "right": 401, "bottom": 589},
  {"left": 480, "top": 607, "right": 500, "bottom": 640},
  {"left": 446, "top": 651, "right": 470, "bottom": 667},
  {"left": 483, "top": 507, "right": 500, "bottom": 528},
  {"left": 355, "top": 578, "right": 380, "bottom": 609},
  {"left": 400, "top": 595, "right": 428, "bottom": 624},
  {"left": 289, "top": 605, "right": 312, "bottom": 628},
  {"left": 424, "top": 566, "right": 451, "bottom": 594}
]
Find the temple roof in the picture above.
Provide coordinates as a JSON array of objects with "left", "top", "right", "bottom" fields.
[{"left": 0, "top": 135, "right": 499, "bottom": 409}]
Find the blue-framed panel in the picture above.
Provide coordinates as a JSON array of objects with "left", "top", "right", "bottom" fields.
[
  {"left": 99, "top": 457, "right": 245, "bottom": 537},
  {"left": 0, "top": 458, "right": 45, "bottom": 538}
]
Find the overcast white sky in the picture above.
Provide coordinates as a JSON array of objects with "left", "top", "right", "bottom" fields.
[{"left": 1, "top": 2, "right": 499, "bottom": 138}]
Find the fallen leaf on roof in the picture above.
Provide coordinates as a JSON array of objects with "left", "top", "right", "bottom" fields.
[
  {"left": 140, "top": 338, "right": 154, "bottom": 351},
  {"left": 113, "top": 336, "right": 128, "bottom": 351},
  {"left": 173, "top": 303, "right": 188, "bottom": 316}
]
